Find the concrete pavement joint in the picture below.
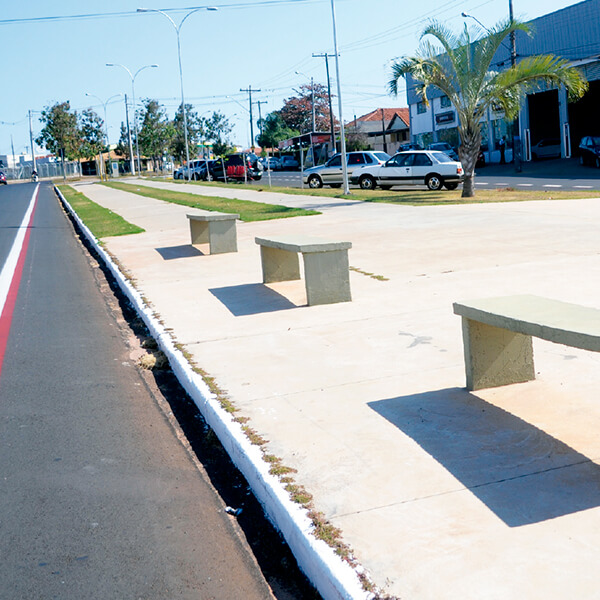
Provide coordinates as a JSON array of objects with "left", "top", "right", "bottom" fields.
[{"left": 332, "top": 456, "right": 600, "bottom": 520}]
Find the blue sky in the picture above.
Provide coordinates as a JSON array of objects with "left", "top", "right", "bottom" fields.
[{"left": 0, "top": 0, "right": 582, "bottom": 157}]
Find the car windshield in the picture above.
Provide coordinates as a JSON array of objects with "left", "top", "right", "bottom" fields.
[
  {"left": 430, "top": 151, "right": 453, "bottom": 163},
  {"left": 592, "top": 137, "right": 600, "bottom": 145},
  {"left": 374, "top": 152, "right": 390, "bottom": 161}
]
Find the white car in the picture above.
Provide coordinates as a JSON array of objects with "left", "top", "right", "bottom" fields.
[
  {"left": 302, "top": 151, "right": 391, "bottom": 188},
  {"left": 350, "top": 150, "right": 464, "bottom": 191},
  {"left": 531, "top": 138, "right": 561, "bottom": 160}
]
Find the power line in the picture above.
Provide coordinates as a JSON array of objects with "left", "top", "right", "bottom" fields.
[{"left": 0, "top": 0, "right": 323, "bottom": 25}]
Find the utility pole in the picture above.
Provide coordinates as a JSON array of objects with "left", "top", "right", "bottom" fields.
[
  {"left": 240, "top": 85, "right": 261, "bottom": 148},
  {"left": 29, "top": 110, "right": 37, "bottom": 172},
  {"left": 254, "top": 100, "right": 268, "bottom": 137},
  {"left": 313, "top": 53, "right": 336, "bottom": 155},
  {"left": 380, "top": 108, "right": 388, "bottom": 153},
  {"left": 509, "top": 0, "right": 522, "bottom": 172}
]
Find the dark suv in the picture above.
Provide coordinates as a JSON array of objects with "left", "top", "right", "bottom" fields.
[
  {"left": 578, "top": 136, "right": 600, "bottom": 167},
  {"left": 211, "top": 153, "right": 264, "bottom": 181}
]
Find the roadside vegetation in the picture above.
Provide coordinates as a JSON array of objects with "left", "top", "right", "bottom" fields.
[
  {"left": 153, "top": 177, "right": 600, "bottom": 205},
  {"left": 58, "top": 185, "right": 144, "bottom": 238},
  {"left": 101, "top": 181, "right": 320, "bottom": 221}
]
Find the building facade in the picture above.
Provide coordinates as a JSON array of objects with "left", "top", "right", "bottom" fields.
[{"left": 406, "top": 0, "right": 600, "bottom": 163}]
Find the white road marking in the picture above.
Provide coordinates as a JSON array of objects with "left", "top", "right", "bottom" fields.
[{"left": 0, "top": 185, "right": 39, "bottom": 316}]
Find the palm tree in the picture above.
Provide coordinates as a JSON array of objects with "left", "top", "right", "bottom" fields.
[{"left": 388, "top": 19, "right": 588, "bottom": 197}]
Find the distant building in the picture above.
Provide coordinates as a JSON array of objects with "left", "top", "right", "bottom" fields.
[
  {"left": 405, "top": 0, "right": 600, "bottom": 163},
  {"left": 348, "top": 108, "right": 410, "bottom": 153}
]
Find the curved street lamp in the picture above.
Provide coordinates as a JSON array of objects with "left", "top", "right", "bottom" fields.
[
  {"left": 137, "top": 6, "right": 218, "bottom": 181},
  {"left": 85, "top": 92, "right": 122, "bottom": 180},
  {"left": 106, "top": 63, "right": 158, "bottom": 175}
]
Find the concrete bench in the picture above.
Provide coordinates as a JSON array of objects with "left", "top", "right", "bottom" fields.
[
  {"left": 453, "top": 294, "right": 600, "bottom": 390},
  {"left": 255, "top": 235, "right": 352, "bottom": 306},
  {"left": 187, "top": 212, "right": 239, "bottom": 254}
]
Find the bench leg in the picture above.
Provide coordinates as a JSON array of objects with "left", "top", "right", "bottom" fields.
[
  {"left": 461, "top": 317, "right": 535, "bottom": 391},
  {"left": 260, "top": 246, "right": 300, "bottom": 283},
  {"left": 189, "top": 219, "right": 209, "bottom": 245},
  {"left": 208, "top": 219, "right": 238, "bottom": 254},
  {"left": 302, "top": 249, "right": 351, "bottom": 306}
]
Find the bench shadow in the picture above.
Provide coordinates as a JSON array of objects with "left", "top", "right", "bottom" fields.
[
  {"left": 209, "top": 284, "right": 298, "bottom": 316},
  {"left": 369, "top": 388, "right": 600, "bottom": 527},
  {"left": 155, "top": 245, "right": 205, "bottom": 260}
]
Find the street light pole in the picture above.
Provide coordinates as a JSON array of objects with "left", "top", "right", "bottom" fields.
[
  {"left": 313, "top": 53, "right": 336, "bottom": 157},
  {"left": 124, "top": 94, "right": 136, "bottom": 176},
  {"left": 330, "top": 0, "right": 349, "bottom": 194},
  {"left": 137, "top": 7, "right": 218, "bottom": 181},
  {"left": 106, "top": 63, "right": 158, "bottom": 176},
  {"left": 85, "top": 92, "right": 122, "bottom": 180}
]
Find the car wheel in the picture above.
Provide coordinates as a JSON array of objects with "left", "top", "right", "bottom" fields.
[
  {"left": 307, "top": 175, "right": 323, "bottom": 188},
  {"left": 359, "top": 175, "right": 377, "bottom": 190},
  {"left": 426, "top": 174, "right": 443, "bottom": 191},
  {"left": 444, "top": 182, "right": 458, "bottom": 190}
]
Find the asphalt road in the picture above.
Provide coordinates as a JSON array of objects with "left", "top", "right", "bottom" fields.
[
  {"left": 0, "top": 182, "right": 283, "bottom": 599},
  {"left": 254, "top": 157, "right": 600, "bottom": 191}
]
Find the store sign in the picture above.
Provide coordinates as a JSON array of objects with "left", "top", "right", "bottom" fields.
[{"left": 435, "top": 111, "right": 455, "bottom": 124}]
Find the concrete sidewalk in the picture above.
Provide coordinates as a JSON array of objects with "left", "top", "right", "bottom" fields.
[{"left": 72, "top": 179, "right": 600, "bottom": 599}]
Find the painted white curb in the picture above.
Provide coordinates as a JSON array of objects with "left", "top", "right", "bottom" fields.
[{"left": 55, "top": 186, "right": 372, "bottom": 600}]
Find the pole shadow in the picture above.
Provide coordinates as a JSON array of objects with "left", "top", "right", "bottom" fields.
[
  {"left": 155, "top": 245, "right": 204, "bottom": 260},
  {"left": 209, "top": 283, "right": 298, "bottom": 316},
  {"left": 369, "top": 388, "right": 600, "bottom": 527}
]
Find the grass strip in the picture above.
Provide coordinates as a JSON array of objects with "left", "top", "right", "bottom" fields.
[
  {"left": 155, "top": 176, "right": 600, "bottom": 205},
  {"left": 58, "top": 185, "right": 145, "bottom": 238},
  {"left": 101, "top": 181, "right": 320, "bottom": 222}
]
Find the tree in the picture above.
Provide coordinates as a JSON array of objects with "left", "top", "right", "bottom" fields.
[
  {"left": 137, "top": 99, "right": 173, "bottom": 170},
  {"left": 79, "top": 109, "right": 105, "bottom": 159},
  {"left": 115, "top": 122, "right": 131, "bottom": 160},
  {"left": 204, "top": 111, "right": 233, "bottom": 156},
  {"left": 36, "top": 102, "right": 79, "bottom": 177},
  {"left": 278, "top": 83, "right": 336, "bottom": 133},
  {"left": 171, "top": 103, "right": 205, "bottom": 164},
  {"left": 388, "top": 19, "right": 588, "bottom": 197},
  {"left": 256, "top": 113, "right": 298, "bottom": 149}
]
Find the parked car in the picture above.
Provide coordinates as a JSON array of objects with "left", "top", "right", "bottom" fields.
[
  {"left": 531, "top": 138, "right": 561, "bottom": 160},
  {"left": 174, "top": 159, "right": 206, "bottom": 180},
  {"left": 302, "top": 151, "right": 391, "bottom": 188},
  {"left": 349, "top": 150, "right": 464, "bottom": 191},
  {"left": 397, "top": 142, "right": 423, "bottom": 152},
  {"left": 0, "top": 172, "right": 7, "bottom": 185},
  {"left": 211, "top": 153, "right": 264, "bottom": 182},
  {"left": 279, "top": 155, "right": 300, "bottom": 170},
  {"left": 578, "top": 136, "right": 600, "bottom": 167},
  {"left": 426, "top": 142, "right": 460, "bottom": 162},
  {"left": 190, "top": 160, "right": 217, "bottom": 181},
  {"left": 262, "top": 156, "right": 281, "bottom": 171}
]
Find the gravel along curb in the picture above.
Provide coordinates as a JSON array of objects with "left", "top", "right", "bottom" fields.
[{"left": 55, "top": 185, "right": 371, "bottom": 600}]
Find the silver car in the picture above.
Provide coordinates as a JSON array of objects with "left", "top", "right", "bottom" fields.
[
  {"left": 349, "top": 150, "right": 464, "bottom": 191},
  {"left": 302, "top": 151, "right": 391, "bottom": 188}
]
